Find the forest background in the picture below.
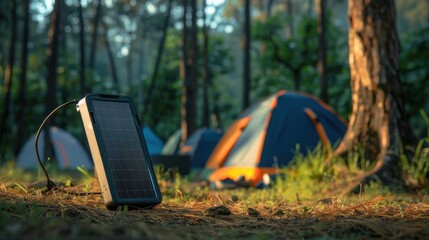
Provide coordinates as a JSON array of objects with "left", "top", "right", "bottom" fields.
[{"left": 0, "top": 0, "right": 428, "bottom": 163}]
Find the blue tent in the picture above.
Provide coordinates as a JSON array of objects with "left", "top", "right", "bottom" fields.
[
  {"left": 180, "top": 128, "right": 223, "bottom": 168},
  {"left": 142, "top": 125, "right": 165, "bottom": 155},
  {"left": 207, "top": 90, "right": 347, "bottom": 185}
]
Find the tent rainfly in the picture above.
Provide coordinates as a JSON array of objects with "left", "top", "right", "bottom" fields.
[{"left": 205, "top": 90, "right": 347, "bottom": 186}]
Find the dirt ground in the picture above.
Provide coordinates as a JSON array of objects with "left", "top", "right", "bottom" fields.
[{"left": 1, "top": 184, "right": 429, "bottom": 239}]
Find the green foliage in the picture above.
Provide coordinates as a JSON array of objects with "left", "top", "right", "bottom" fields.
[
  {"left": 400, "top": 110, "right": 429, "bottom": 189},
  {"left": 252, "top": 11, "right": 351, "bottom": 119},
  {"left": 399, "top": 25, "right": 429, "bottom": 137},
  {"left": 141, "top": 28, "right": 235, "bottom": 140}
]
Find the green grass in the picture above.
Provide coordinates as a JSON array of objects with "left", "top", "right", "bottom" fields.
[
  {"left": 1, "top": 143, "right": 429, "bottom": 239},
  {"left": 400, "top": 110, "right": 429, "bottom": 189}
]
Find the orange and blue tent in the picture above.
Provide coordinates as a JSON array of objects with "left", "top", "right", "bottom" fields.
[{"left": 205, "top": 90, "right": 347, "bottom": 186}]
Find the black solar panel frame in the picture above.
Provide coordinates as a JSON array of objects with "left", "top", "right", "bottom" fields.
[{"left": 81, "top": 94, "right": 161, "bottom": 209}]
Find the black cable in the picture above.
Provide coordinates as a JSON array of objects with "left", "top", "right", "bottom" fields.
[
  {"left": 35, "top": 99, "right": 78, "bottom": 193},
  {"left": 34, "top": 99, "right": 101, "bottom": 196}
]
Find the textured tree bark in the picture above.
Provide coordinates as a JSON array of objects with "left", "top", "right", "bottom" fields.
[{"left": 334, "top": 0, "right": 416, "bottom": 192}]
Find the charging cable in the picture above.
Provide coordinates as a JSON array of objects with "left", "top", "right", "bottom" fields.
[{"left": 34, "top": 99, "right": 100, "bottom": 195}]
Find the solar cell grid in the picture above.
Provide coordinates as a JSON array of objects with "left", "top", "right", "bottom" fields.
[{"left": 92, "top": 100, "right": 156, "bottom": 199}]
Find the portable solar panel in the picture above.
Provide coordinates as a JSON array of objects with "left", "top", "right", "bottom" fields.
[{"left": 77, "top": 94, "right": 162, "bottom": 210}]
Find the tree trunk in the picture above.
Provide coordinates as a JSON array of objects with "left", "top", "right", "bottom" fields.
[
  {"left": 58, "top": 1, "right": 68, "bottom": 129},
  {"left": 317, "top": 0, "right": 328, "bottom": 103},
  {"left": 0, "top": 1, "right": 17, "bottom": 157},
  {"left": 137, "top": 6, "right": 148, "bottom": 82},
  {"left": 180, "top": 0, "right": 189, "bottom": 144},
  {"left": 266, "top": 0, "right": 275, "bottom": 17},
  {"left": 201, "top": 0, "right": 210, "bottom": 128},
  {"left": 102, "top": 21, "right": 120, "bottom": 93},
  {"left": 89, "top": 0, "right": 101, "bottom": 73},
  {"left": 334, "top": 0, "right": 416, "bottom": 192},
  {"left": 44, "top": 0, "right": 61, "bottom": 162},
  {"left": 292, "top": 69, "right": 301, "bottom": 91},
  {"left": 243, "top": 0, "right": 251, "bottom": 110},
  {"left": 0, "top": 1, "right": 8, "bottom": 69},
  {"left": 143, "top": 0, "right": 172, "bottom": 117},
  {"left": 180, "top": 0, "right": 196, "bottom": 144},
  {"left": 286, "top": 0, "right": 293, "bottom": 37},
  {"left": 126, "top": 40, "right": 133, "bottom": 90},
  {"left": 78, "top": 0, "right": 86, "bottom": 96},
  {"left": 15, "top": 0, "right": 30, "bottom": 155},
  {"left": 189, "top": 0, "right": 197, "bottom": 130}
]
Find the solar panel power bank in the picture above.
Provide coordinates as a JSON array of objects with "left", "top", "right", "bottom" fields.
[{"left": 77, "top": 94, "right": 162, "bottom": 210}]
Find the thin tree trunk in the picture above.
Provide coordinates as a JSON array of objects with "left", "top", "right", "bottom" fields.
[
  {"left": 102, "top": 21, "right": 120, "bottom": 93},
  {"left": 58, "top": 1, "right": 68, "bottom": 129},
  {"left": 180, "top": 0, "right": 189, "bottom": 144},
  {"left": 201, "top": 0, "right": 210, "bottom": 127},
  {"left": 293, "top": 69, "right": 301, "bottom": 91},
  {"left": 181, "top": 0, "right": 196, "bottom": 144},
  {"left": 317, "top": 0, "right": 328, "bottom": 103},
  {"left": 334, "top": 0, "right": 416, "bottom": 193},
  {"left": 143, "top": 0, "right": 173, "bottom": 116},
  {"left": 0, "top": 1, "right": 17, "bottom": 156},
  {"left": 137, "top": 31, "right": 146, "bottom": 113},
  {"left": 243, "top": 0, "right": 251, "bottom": 110},
  {"left": 126, "top": 40, "right": 133, "bottom": 90},
  {"left": 78, "top": 0, "right": 86, "bottom": 96},
  {"left": 44, "top": 0, "right": 61, "bottom": 162},
  {"left": 189, "top": 0, "right": 197, "bottom": 130},
  {"left": 15, "top": 0, "right": 31, "bottom": 155},
  {"left": 286, "top": 0, "right": 293, "bottom": 37},
  {"left": 89, "top": 0, "right": 101, "bottom": 72},
  {"left": 137, "top": 7, "right": 147, "bottom": 113},
  {"left": 266, "top": 0, "right": 275, "bottom": 17},
  {"left": 138, "top": 7, "right": 147, "bottom": 81},
  {"left": 0, "top": 1, "right": 7, "bottom": 69},
  {"left": 213, "top": 92, "right": 222, "bottom": 128}
]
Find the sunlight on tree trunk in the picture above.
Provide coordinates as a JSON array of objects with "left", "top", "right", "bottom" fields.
[{"left": 333, "top": 0, "right": 416, "bottom": 193}]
